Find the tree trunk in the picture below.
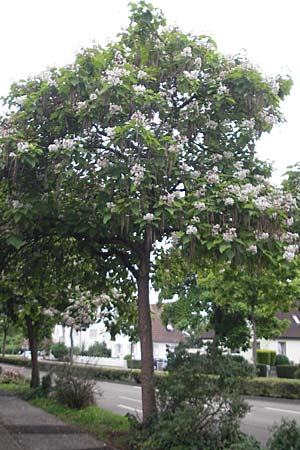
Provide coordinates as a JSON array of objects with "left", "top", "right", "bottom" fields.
[
  {"left": 137, "top": 240, "right": 156, "bottom": 422},
  {"left": 70, "top": 326, "right": 74, "bottom": 365},
  {"left": 26, "top": 316, "right": 40, "bottom": 388},
  {"left": 252, "top": 312, "right": 257, "bottom": 366},
  {"left": 2, "top": 323, "right": 8, "bottom": 358}
]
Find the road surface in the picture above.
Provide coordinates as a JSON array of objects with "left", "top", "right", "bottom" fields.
[{"left": 1, "top": 361, "right": 300, "bottom": 445}]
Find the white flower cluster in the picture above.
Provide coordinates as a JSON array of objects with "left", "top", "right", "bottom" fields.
[
  {"left": 246, "top": 244, "right": 257, "bottom": 254},
  {"left": 259, "top": 110, "right": 278, "bottom": 126},
  {"left": 212, "top": 224, "right": 221, "bottom": 236},
  {"left": 130, "top": 163, "right": 145, "bottom": 186},
  {"left": 43, "top": 307, "right": 59, "bottom": 318},
  {"left": 106, "top": 202, "right": 115, "bottom": 210},
  {"left": 241, "top": 118, "right": 255, "bottom": 130},
  {"left": 143, "top": 213, "right": 154, "bottom": 222},
  {"left": 280, "top": 232, "right": 299, "bottom": 243},
  {"left": 254, "top": 196, "right": 271, "bottom": 211},
  {"left": 17, "top": 142, "right": 30, "bottom": 152},
  {"left": 130, "top": 111, "right": 146, "bottom": 124},
  {"left": 133, "top": 84, "right": 146, "bottom": 95},
  {"left": 48, "top": 138, "right": 76, "bottom": 152},
  {"left": 181, "top": 46, "right": 192, "bottom": 57},
  {"left": 103, "top": 66, "right": 130, "bottom": 86},
  {"left": 105, "top": 127, "right": 116, "bottom": 139},
  {"left": 137, "top": 70, "right": 147, "bottom": 80},
  {"left": 12, "top": 200, "right": 23, "bottom": 209},
  {"left": 234, "top": 168, "right": 249, "bottom": 180},
  {"left": 283, "top": 245, "right": 298, "bottom": 262},
  {"left": 223, "top": 228, "right": 237, "bottom": 242},
  {"left": 109, "top": 104, "right": 122, "bottom": 114},
  {"left": 76, "top": 101, "right": 88, "bottom": 110},
  {"left": 217, "top": 84, "right": 229, "bottom": 95},
  {"left": 206, "top": 119, "right": 218, "bottom": 130},
  {"left": 186, "top": 224, "right": 198, "bottom": 235},
  {"left": 15, "top": 95, "right": 27, "bottom": 107},
  {"left": 194, "top": 201, "right": 206, "bottom": 211},
  {"left": 207, "top": 167, "right": 219, "bottom": 184},
  {"left": 255, "top": 231, "right": 269, "bottom": 241},
  {"left": 160, "top": 191, "right": 181, "bottom": 206},
  {"left": 285, "top": 217, "right": 294, "bottom": 227},
  {"left": 224, "top": 197, "right": 234, "bottom": 206},
  {"left": 96, "top": 157, "right": 109, "bottom": 169},
  {"left": 183, "top": 70, "right": 199, "bottom": 81}
]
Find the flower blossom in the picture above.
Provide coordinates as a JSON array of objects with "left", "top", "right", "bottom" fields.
[
  {"left": 246, "top": 245, "right": 257, "bottom": 254},
  {"left": 183, "top": 70, "right": 199, "bottom": 81},
  {"left": 89, "top": 93, "right": 97, "bottom": 101},
  {"left": 186, "top": 225, "right": 198, "bottom": 235},
  {"left": 194, "top": 57, "right": 202, "bottom": 69},
  {"left": 207, "top": 167, "right": 219, "bottom": 184},
  {"left": 131, "top": 111, "right": 146, "bottom": 124},
  {"left": 105, "top": 127, "right": 116, "bottom": 139},
  {"left": 255, "top": 231, "right": 269, "bottom": 240},
  {"left": 181, "top": 47, "right": 192, "bottom": 57},
  {"left": 137, "top": 70, "right": 147, "bottom": 79},
  {"left": 143, "top": 213, "right": 154, "bottom": 222},
  {"left": 109, "top": 104, "right": 122, "bottom": 114},
  {"left": 194, "top": 201, "right": 206, "bottom": 211},
  {"left": 133, "top": 84, "right": 146, "bottom": 95},
  {"left": 283, "top": 245, "right": 298, "bottom": 262},
  {"left": 224, "top": 197, "right": 234, "bottom": 206},
  {"left": 223, "top": 228, "right": 237, "bottom": 242},
  {"left": 130, "top": 163, "right": 145, "bottom": 186},
  {"left": 212, "top": 224, "right": 221, "bottom": 236},
  {"left": 17, "top": 142, "right": 29, "bottom": 152},
  {"left": 106, "top": 202, "right": 115, "bottom": 210},
  {"left": 206, "top": 119, "right": 218, "bottom": 130}
]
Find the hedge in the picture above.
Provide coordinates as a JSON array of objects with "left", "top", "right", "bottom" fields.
[
  {"left": 127, "top": 360, "right": 142, "bottom": 370},
  {"left": 276, "top": 364, "right": 297, "bottom": 379},
  {"left": 256, "top": 364, "right": 267, "bottom": 377},
  {"left": 256, "top": 350, "right": 275, "bottom": 365},
  {"left": 2, "top": 356, "right": 300, "bottom": 400}
]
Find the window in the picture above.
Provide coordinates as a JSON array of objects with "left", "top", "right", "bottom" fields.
[{"left": 278, "top": 341, "right": 286, "bottom": 355}]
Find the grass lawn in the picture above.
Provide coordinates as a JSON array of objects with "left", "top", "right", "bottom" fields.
[{"left": 0, "top": 383, "right": 130, "bottom": 449}]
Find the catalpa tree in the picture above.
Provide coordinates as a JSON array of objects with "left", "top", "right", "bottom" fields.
[{"left": 0, "top": 1, "right": 296, "bottom": 418}]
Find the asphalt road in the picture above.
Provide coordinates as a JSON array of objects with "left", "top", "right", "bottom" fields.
[{"left": 2, "top": 362, "right": 300, "bottom": 445}]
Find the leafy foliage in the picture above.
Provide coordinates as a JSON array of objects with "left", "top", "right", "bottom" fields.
[{"left": 267, "top": 419, "right": 300, "bottom": 450}]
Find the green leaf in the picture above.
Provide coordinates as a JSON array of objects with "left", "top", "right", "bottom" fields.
[
  {"left": 6, "top": 235, "right": 23, "bottom": 249},
  {"left": 103, "top": 214, "right": 111, "bottom": 224}
]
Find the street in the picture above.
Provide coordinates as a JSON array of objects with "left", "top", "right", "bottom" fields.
[{"left": 1, "top": 362, "right": 300, "bottom": 445}]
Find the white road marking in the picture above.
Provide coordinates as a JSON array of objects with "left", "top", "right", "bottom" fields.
[
  {"left": 117, "top": 404, "right": 142, "bottom": 413},
  {"left": 265, "top": 407, "right": 300, "bottom": 415},
  {"left": 120, "top": 396, "right": 142, "bottom": 404}
]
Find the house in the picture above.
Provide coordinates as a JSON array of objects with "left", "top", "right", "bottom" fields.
[{"left": 52, "top": 304, "right": 186, "bottom": 360}]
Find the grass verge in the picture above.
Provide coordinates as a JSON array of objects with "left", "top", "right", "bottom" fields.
[{"left": 0, "top": 383, "right": 130, "bottom": 449}]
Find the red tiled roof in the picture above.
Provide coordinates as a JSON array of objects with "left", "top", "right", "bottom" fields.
[{"left": 151, "top": 304, "right": 186, "bottom": 344}]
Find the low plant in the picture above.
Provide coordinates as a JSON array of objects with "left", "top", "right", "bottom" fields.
[
  {"left": 276, "top": 364, "right": 296, "bottom": 379},
  {"left": 257, "top": 350, "right": 272, "bottom": 365},
  {"left": 51, "top": 342, "right": 68, "bottom": 360},
  {"left": 128, "top": 342, "right": 252, "bottom": 450},
  {"left": 0, "top": 368, "right": 26, "bottom": 384},
  {"left": 53, "top": 365, "right": 97, "bottom": 409},
  {"left": 266, "top": 419, "right": 300, "bottom": 449},
  {"left": 275, "top": 354, "right": 289, "bottom": 366}
]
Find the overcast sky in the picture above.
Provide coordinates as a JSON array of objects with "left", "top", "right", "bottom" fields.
[{"left": 1, "top": 0, "right": 299, "bottom": 183}]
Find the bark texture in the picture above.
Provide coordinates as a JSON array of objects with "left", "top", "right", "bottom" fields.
[{"left": 26, "top": 316, "right": 40, "bottom": 388}]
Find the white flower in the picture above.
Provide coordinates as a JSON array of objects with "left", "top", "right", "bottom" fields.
[
  {"left": 9, "top": 152, "right": 16, "bottom": 157},
  {"left": 137, "top": 70, "right": 147, "bottom": 79},
  {"left": 255, "top": 231, "right": 269, "bottom": 240},
  {"left": 106, "top": 202, "right": 115, "bottom": 210},
  {"left": 181, "top": 47, "right": 192, "bottom": 57},
  {"left": 130, "top": 163, "right": 145, "bottom": 186},
  {"left": 61, "top": 138, "right": 75, "bottom": 150},
  {"left": 223, "top": 228, "right": 237, "bottom": 242},
  {"left": 223, "top": 151, "right": 233, "bottom": 159},
  {"left": 105, "top": 127, "right": 116, "bottom": 139},
  {"left": 183, "top": 70, "right": 199, "bottom": 81},
  {"left": 207, "top": 169, "right": 219, "bottom": 184},
  {"left": 283, "top": 245, "right": 298, "bottom": 262},
  {"left": 17, "top": 142, "right": 29, "bottom": 152},
  {"left": 48, "top": 143, "right": 59, "bottom": 152},
  {"left": 194, "top": 201, "right": 206, "bottom": 211},
  {"left": 285, "top": 217, "right": 294, "bottom": 227},
  {"left": 254, "top": 197, "right": 270, "bottom": 211},
  {"left": 130, "top": 111, "right": 146, "bottom": 124},
  {"left": 109, "top": 104, "right": 122, "bottom": 114},
  {"left": 12, "top": 200, "right": 22, "bottom": 209},
  {"left": 217, "top": 84, "right": 229, "bottom": 95},
  {"left": 234, "top": 169, "right": 249, "bottom": 180},
  {"left": 212, "top": 224, "right": 221, "bottom": 236},
  {"left": 186, "top": 225, "right": 198, "bottom": 235},
  {"left": 191, "top": 216, "right": 200, "bottom": 223},
  {"left": 241, "top": 118, "right": 255, "bottom": 129},
  {"left": 89, "top": 93, "right": 97, "bottom": 101},
  {"left": 143, "top": 213, "right": 154, "bottom": 222},
  {"left": 206, "top": 119, "right": 218, "bottom": 130},
  {"left": 77, "top": 101, "right": 88, "bottom": 110},
  {"left": 133, "top": 84, "right": 146, "bottom": 95},
  {"left": 246, "top": 245, "right": 257, "bottom": 254},
  {"left": 194, "top": 57, "right": 202, "bottom": 69},
  {"left": 224, "top": 197, "right": 234, "bottom": 206}
]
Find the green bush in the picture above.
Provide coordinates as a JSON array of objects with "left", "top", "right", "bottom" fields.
[
  {"left": 276, "top": 364, "right": 296, "bottom": 379},
  {"left": 127, "top": 360, "right": 141, "bottom": 369},
  {"left": 53, "top": 365, "right": 96, "bottom": 409},
  {"left": 124, "top": 354, "right": 132, "bottom": 361},
  {"left": 86, "top": 342, "right": 111, "bottom": 357},
  {"left": 51, "top": 343, "right": 68, "bottom": 360},
  {"left": 128, "top": 344, "right": 251, "bottom": 450},
  {"left": 256, "top": 350, "right": 272, "bottom": 365},
  {"left": 256, "top": 364, "right": 268, "bottom": 377},
  {"left": 275, "top": 354, "right": 290, "bottom": 365},
  {"left": 269, "top": 351, "right": 276, "bottom": 366},
  {"left": 267, "top": 419, "right": 300, "bottom": 449},
  {"left": 240, "top": 377, "right": 300, "bottom": 399}
]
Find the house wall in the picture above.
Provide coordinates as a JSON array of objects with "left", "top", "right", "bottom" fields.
[{"left": 237, "top": 338, "right": 300, "bottom": 364}]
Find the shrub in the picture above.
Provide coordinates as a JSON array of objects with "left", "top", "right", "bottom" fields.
[
  {"left": 257, "top": 350, "right": 272, "bottom": 365},
  {"left": 275, "top": 354, "right": 290, "bottom": 366},
  {"left": 0, "top": 368, "right": 26, "bottom": 384},
  {"left": 86, "top": 342, "right": 111, "bottom": 357},
  {"left": 51, "top": 342, "right": 68, "bottom": 360},
  {"left": 276, "top": 365, "right": 296, "bottom": 379},
  {"left": 267, "top": 419, "right": 300, "bottom": 449},
  {"left": 127, "top": 360, "right": 142, "bottom": 370},
  {"left": 269, "top": 351, "right": 276, "bottom": 366},
  {"left": 240, "top": 377, "right": 300, "bottom": 399},
  {"left": 128, "top": 343, "right": 251, "bottom": 450},
  {"left": 256, "top": 364, "right": 268, "bottom": 377},
  {"left": 124, "top": 354, "right": 132, "bottom": 361},
  {"left": 53, "top": 365, "right": 97, "bottom": 409}
]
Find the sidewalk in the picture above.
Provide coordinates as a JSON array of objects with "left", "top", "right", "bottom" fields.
[{"left": 0, "top": 389, "right": 111, "bottom": 450}]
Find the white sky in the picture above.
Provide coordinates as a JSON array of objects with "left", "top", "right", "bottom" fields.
[{"left": 1, "top": 0, "right": 299, "bottom": 183}]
